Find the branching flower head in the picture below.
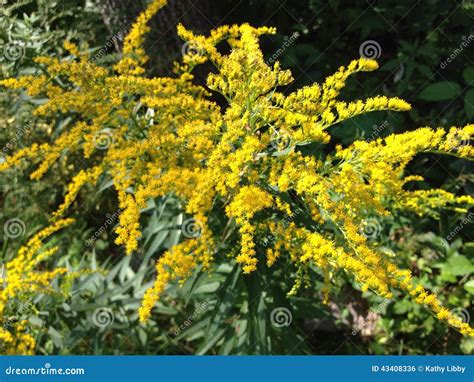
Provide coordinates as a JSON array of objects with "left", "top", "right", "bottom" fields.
[{"left": 1, "top": 0, "right": 473, "bottom": 339}]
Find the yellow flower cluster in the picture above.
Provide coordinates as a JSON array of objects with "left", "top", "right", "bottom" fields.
[
  {"left": 1, "top": 0, "right": 473, "bottom": 337},
  {"left": 0, "top": 321, "right": 36, "bottom": 355},
  {"left": 226, "top": 186, "right": 274, "bottom": 273},
  {"left": 114, "top": 0, "right": 167, "bottom": 75},
  {"left": 0, "top": 219, "right": 74, "bottom": 354}
]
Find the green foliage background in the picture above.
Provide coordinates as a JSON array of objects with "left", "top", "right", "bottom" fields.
[{"left": 0, "top": 0, "right": 473, "bottom": 355}]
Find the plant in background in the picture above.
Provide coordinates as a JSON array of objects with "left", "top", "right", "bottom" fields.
[{"left": 1, "top": 0, "right": 473, "bottom": 354}]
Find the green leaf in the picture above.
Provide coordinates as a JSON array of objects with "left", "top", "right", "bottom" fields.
[
  {"left": 417, "top": 81, "right": 461, "bottom": 101},
  {"left": 463, "top": 67, "right": 474, "bottom": 86},
  {"left": 175, "top": 317, "right": 209, "bottom": 342},
  {"left": 153, "top": 304, "right": 178, "bottom": 315},
  {"left": 196, "top": 328, "right": 226, "bottom": 355},
  {"left": 246, "top": 278, "right": 269, "bottom": 354},
  {"left": 460, "top": 337, "right": 474, "bottom": 355},
  {"left": 48, "top": 326, "right": 63, "bottom": 348},
  {"left": 443, "top": 255, "right": 474, "bottom": 277},
  {"left": 183, "top": 266, "right": 205, "bottom": 305},
  {"left": 416, "top": 232, "right": 449, "bottom": 257},
  {"left": 393, "top": 300, "right": 411, "bottom": 315},
  {"left": 204, "top": 265, "right": 241, "bottom": 348},
  {"left": 194, "top": 281, "right": 220, "bottom": 294},
  {"left": 220, "top": 328, "right": 238, "bottom": 355},
  {"left": 464, "top": 88, "right": 474, "bottom": 118},
  {"left": 137, "top": 327, "right": 147, "bottom": 347},
  {"left": 464, "top": 280, "right": 474, "bottom": 295}
]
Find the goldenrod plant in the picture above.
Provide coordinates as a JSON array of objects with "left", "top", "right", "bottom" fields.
[
  {"left": 1, "top": 0, "right": 473, "bottom": 353},
  {"left": 0, "top": 219, "right": 74, "bottom": 354}
]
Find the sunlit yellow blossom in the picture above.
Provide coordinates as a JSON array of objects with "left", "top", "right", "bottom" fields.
[
  {"left": 0, "top": 219, "right": 76, "bottom": 354},
  {"left": 1, "top": 0, "right": 473, "bottom": 339}
]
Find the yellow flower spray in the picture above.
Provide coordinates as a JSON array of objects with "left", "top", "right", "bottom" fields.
[
  {"left": 0, "top": 219, "right": 74, "bottom": 354},
  {"left": 1, "top": 0, "right": 473, "bottom": 341}
]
